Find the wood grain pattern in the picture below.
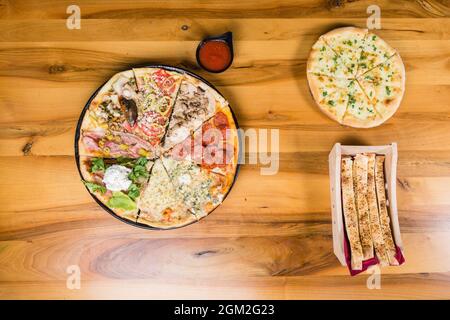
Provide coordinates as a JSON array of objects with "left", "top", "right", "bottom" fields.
[{"left": 1, "top": 0, "right": 450, "bottom": 299}]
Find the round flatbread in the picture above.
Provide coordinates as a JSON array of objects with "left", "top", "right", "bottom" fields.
[{"left": 307, "top": 27, "right": 405, "bottom": 128}]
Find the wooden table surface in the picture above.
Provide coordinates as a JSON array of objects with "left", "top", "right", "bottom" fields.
[{"left": 1, "top": 0, "right": 450, "bottom": 300}]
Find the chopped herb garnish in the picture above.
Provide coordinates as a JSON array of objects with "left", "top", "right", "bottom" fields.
[{"left": 385, "top": 86, "right": 391, "bottom": 95}]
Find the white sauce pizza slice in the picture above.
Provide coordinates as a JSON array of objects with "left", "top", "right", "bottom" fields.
[
  {"left": 307, "top": 37, "right": 352, "bottom": 79},
  {"left": 137, "top": 159, "right": 196, "bottom": 229},
  {"left": 307, "top": 74, "right": 350, "bottom": 123},
  {"left": 356, "top": 32, "right": 397, "bottom": 76},
  {"left": 161, "top": 156, "right": 232, "bottom": 219},
  {"left": 322, "top": 27, "right": 367, "bottom": 78},
  {"left": 163, "top": 74, "right": 228, "bottom": 151},
  {"left": 357, "top": 54, "right": 405, "bottom": 122},
  {"left": 342, "top": 79, "right": 381, "bottom": 128}
]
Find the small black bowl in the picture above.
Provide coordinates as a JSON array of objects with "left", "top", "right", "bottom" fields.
[{"left": 196, "top": 31, "right": 234, "bottom": 73}]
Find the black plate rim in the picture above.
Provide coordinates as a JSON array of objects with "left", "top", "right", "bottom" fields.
[{"left": 74, "top": 64, "right": 241, "bottom": 230}]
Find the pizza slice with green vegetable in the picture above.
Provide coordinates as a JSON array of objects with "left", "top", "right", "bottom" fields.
[
  {"left": 307, "top": 73, "right": 350, "bottom": 124},
  {"left": 322, "top": 27, "right": 367, "bottom": 78},
  {"left": 341, "top": 79, "right": 381, "bottom": 128},
  {"left": 357, "top": 53, "right": 406, "bottom": 122},
  {"left": 356, "top": 32, "right": 397, "bottom": 76},
  {"left": 79, "top": 157, "right": 153, "bottom": 222},
  {"left": 307, "top": 37, "right": 352, "bottom": 79}
]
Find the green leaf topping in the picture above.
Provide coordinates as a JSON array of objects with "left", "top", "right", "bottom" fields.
[
  {"left": 91, "top": 158, "right": 105, "bottom": 172},
  {"left": 107, "top": 192, "right": 136, "bottom": 211},
  {"left": 83, "top": 180, "right": 106, "bottom": 194},
  {"left": 127, "top": 184, "right": 140, "bottom": 200}
]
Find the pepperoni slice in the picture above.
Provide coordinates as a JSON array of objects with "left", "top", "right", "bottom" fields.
[
  {"left": 153, "top": 69, "right": 177, "bottom": 95},
  {"left": 213, "top": 111, "right": 229, "bottom": 130}
]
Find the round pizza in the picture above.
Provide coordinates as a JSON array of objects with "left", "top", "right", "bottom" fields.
[
  {"left": 76, "top": 67, "right": 239, "bottom": 229},
  {"left": 307, "top": 27, "right": 405, "bottom": 128}
]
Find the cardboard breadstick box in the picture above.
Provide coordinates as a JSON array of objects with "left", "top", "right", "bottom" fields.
[{"left": 329, "top": 143, "right": 405, "bottom": 276}]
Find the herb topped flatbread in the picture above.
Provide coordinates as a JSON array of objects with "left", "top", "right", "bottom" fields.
[{"left": 307, "top": 27, "right": 405, "bottom": 128}]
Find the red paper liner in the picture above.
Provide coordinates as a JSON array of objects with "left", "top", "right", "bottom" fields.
[{"left": 343, "top": 226, "right": 405, "bottom": 276}]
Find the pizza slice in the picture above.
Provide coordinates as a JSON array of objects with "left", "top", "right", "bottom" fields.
[
  {"left": 161, "top": 156, "right": 233, "bottom": 219},
  {"left": 307, "top": 74, "right": 350, "bottom": 123},
  {"left": 78, "top": 129, "right": 155, "bottom": 158},
  {"left": 375, "top": 156, "right": 399, "bottom": 266},
  {"left": 162, "top": 74, "right": 229, "bottom": 151},
  {"left": 136, "top": 159, "right": 197, "bottom": 229},
  {"left": 79, "top": 157, "right": 153, "bottom": 222},
  {"left": 356, "top": 32, "right": 397, "bottom": 76},
  {"left": 322, "top": 27, "right": 368, "bottom": 78},
  {"left": 307, "top": 36, "right": 352, "bottom": 79},
  {"left": 352, "top": 154, "right": 374, "bottom": 260},
  {"left": 166, "top": 107, "right": 239, "bottom": 177},
  {"left": 366, "top": 153, "right": 389, "bottom": 266},
  {"left": 341, "top": 156, "right": 364, "bottom": 270},
  {"left": 132, "top": 67, "right": 183, "bottom": 148},
  {"left": 357, "top": 54, "right": 405, "bottom": 122},
  {"left": 80, "top": 70, "right": 140, "bottom": 135},
  {"left": 78, "top": 70, "right": 157, "bottom": 158},
  {"left": 342, "top": 79, "right": 381, "bottom": 128}
]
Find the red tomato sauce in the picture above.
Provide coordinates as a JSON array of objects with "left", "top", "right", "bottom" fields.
[{"left": 198, "top": 40, "right": 232, "bottom": 72}]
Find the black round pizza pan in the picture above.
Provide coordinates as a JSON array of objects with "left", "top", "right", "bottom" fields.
[{"left": 74, "top": 64, "right": 241, "bottom": 230}]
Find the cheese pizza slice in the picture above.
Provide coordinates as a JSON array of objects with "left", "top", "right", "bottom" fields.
[
  {"left": 161, "top": 156, "right": 233, "bottom": 219},
  {"left": 137, "top": 159, "right": 197, "bottom": 229},
  {"left": 322, "top": 27, "right": 368, "bottom": 78},
  {"left": 132, "top": 67, "right": 183, "bottom": 148},
  {"left": 307, "top": 74, "right": 350, "bottom": 124},
  {"left": 79, "top": 157, "right": 153, "bottom": 222},
  {"left": 307, "top": 37, "right": 352, "bottom": 79},
  {"left": 357, "top": 53, "right": 405, "bottom": 123},
  {"left": 342, "top": 79, "right": 381, "bottom": 128},
  {"left": 357, "top": 32, "right": 397, "bottom": 76},
  {"left": 162, "top": 74, "right": 228, "bottom": 151}
]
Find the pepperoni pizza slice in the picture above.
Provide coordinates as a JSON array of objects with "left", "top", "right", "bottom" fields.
[{"left": 166, "top": 107, "right": 239, "bottom": 179}]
